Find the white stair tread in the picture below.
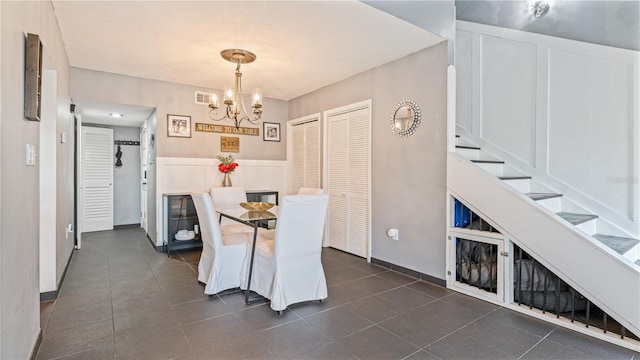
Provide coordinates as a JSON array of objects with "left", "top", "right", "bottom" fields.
[
  {"left": 556, "top": 212, "right": 598, "bottom": 225},
  {"left": 471, "top": 159, "right": 504, "bottom": 164},
  {"left": 456, "top": 145, "right": 481, "bottom": 150},
  {"left": 593, "top": 234, "right": 640, "bottom": 255},
  {"left": 525, "top": 192, "right": 562, "bottom": 201},
  {"left": 499, "top": 176, "right": 532, "bottom": 180}
]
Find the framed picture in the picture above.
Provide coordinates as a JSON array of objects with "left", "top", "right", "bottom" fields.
[
  {"left": 167, "top": 114, "right": 191, "bottom": 138},
  {"left": 263, "top": 122, "right": 280, "bottom": 142}
]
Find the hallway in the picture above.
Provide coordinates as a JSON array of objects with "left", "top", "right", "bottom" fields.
[{"left": 37, "top": 228, "right": 638, "bottom": 359}]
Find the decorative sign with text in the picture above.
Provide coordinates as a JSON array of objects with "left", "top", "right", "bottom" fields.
[
  {"left": 195, "top": 123, "right": 259, "bottom": 136},
  {"left": 221, "top": 136, "right": 239, "bottom": 153}
]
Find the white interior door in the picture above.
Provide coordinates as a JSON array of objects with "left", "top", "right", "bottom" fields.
[
  {"left": 81, "top": 126, "right": 114, "bottom": 232},
  {"left": 324, "top": 101, "right": 371, "bottom": 258}
]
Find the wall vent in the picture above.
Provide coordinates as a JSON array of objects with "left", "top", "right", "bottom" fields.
[{"left": 195, "top": 91, "right": 214, "bottom": 105}]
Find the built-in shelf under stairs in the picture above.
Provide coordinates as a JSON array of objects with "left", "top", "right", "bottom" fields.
[{"left": 448, "top": 135, "right": 640, "bottom": 349}]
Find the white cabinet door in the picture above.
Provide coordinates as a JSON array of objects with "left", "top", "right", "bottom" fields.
[
  {"left": 325, "top": 104, "right": 370, "bottom": 258},
  {"left": 81, "top": 126, "right": 114, "bottom": 232}
]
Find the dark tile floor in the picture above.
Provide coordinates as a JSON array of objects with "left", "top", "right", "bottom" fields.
[{"left": 37, "top": 227, "right": 639, "bottom": 360}]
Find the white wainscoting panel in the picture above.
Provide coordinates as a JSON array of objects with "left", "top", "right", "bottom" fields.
[
  {"left": 161, "top": 165, "right": 207, "bottom": 193},
  {"left": 455, "top": 20, "right": 640, "bottom": 237},
  {"left": 455, "top": 30, "right": 473, "bottom": 133},
  {"left": 480, "top": 35, "right": 537, "bottom": 166},
  {"left": 548, "top": 49, "right": 635, "bottom": 220},
  {"left": 155, "top": 157, "right": 287, "bottom": 246}
]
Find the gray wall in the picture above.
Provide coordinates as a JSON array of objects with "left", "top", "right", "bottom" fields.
[
  {"left": 1, "top": 1, "right": 73, "bottom": 358},
  {"left": 113, "top": 127, "right": 141, "bottom": 225},
  {"left": 289, "top": 42, "right": 449, "bottom": 279},
  {"left": 1, "top": 3, "right": 3, "bottom": 356},
  {"left": 70, "top": 68, "right": 288, "bottom": 160},
  {"left": 456, "top": 0, "right": 640, "bottom": 51}
]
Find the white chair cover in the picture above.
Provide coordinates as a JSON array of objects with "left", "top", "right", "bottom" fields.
[
  {"left": 209, "top": 186, "right": 254, "bottom": 234},
  {"left": 260, "top": 187, "right": 324, "bottom": 240},
  {"left": 297, "top": 187, "right": 324, "bottom": 195},
  {"left": 240, "top": 194, "right": 329, "bottom": 311},
  {"left": 191, "top": 193, "right": 250, "bottom": 295}
]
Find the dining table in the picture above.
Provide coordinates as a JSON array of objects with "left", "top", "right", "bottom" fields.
[{"left": 217, "top": 205, "right": 279, "bottom": 304}]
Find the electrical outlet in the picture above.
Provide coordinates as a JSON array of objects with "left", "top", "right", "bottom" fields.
[
  {"left": 65, "top": 224, "right": 74, "bottom": 240},
  {"left": 25, "top": 144, "right": 37, "bottom": 166},
  {"left": 387, "top": 228, "right": 399, "bottom": 241}
]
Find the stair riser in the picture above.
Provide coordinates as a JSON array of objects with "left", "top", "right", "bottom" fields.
[
  {"left": 623, "top": 244, "right": 640, "bottom": 263},
  {"left": 535, "top": 197, "right": 562, "bottom": 213},
  {"left": 576, "top": 219, "right": 597, "bottom": 236},
  {"left": 456, "top": 148, "right": 481, "bottom": 160},
  {"left": 502, "top": 179, "right": 530, "bottom": 193},
  {"left": 475, "top": 162, "right": 504, "bottom": 177}
]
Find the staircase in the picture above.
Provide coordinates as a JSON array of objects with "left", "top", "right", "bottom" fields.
[{"left": 448, "top": 135, "right": 640, "bottom": 342}]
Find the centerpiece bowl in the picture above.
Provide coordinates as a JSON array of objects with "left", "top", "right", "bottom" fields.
[{"left": 239, "top": 202, "right": 275, "bottom": 212}]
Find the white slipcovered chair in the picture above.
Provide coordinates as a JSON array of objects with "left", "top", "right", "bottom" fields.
[
  {"left": 297, "top": 187, "right": 324, "bottom": 195},
  {"left": 191, "top": 192, "right": 250, "bottom": 295},
  {"left": 260, "top": 187, "right": 324, "bottom": 240},
  {"left": 209, "top": 186, "right": 254, "bottom": 235},
  {"left": 240, "top": 194, "right": 329, "bottom": 312}
]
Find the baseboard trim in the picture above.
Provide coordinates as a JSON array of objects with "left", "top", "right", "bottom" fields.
[
  {"left": 39, "top": 246, "right": 75, "bottom": 301},
  {"left": 114, "top": 223, "right": 141, "bottom": 229},
  {"left": 39, "top": 290, "right": 57, "bottom": 302},
  {"left": 371, "top": 257, "right": 446, "bottom": 287},
  {"left": 29, "top": 328, "right": 42, "bottom": 360},
  {"left": 146, "top": 233, "right": 164, "bottom": 252}
]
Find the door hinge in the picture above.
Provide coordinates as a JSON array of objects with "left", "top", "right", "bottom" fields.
[
  {"left": 500, "top": 251, "right": 509, "bottom": 257},
  {"left": 447, "top": 271, "right": 451, "bottom": 275}
]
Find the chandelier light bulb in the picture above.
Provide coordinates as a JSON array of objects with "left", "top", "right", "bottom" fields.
[
  {"left": 224, "top": 86, "right": 234, "bottom": 105},
  {"left": 253, "top": 88, "right": 262, "bottom": 107},
  {"left": 210, "top": 93, "right": 219, "bottom": 108}
]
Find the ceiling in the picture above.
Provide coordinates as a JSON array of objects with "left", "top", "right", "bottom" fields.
[
  {"left": 74, "top": 100, "right": 155, "bottom": 128},
  {"left": 52, "top": 1, "right": 445, "bottom": 126}
]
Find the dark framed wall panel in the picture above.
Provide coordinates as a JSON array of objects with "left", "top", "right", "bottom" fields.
[{"left": 24, "top": 33, "right": 42, "bottom": 121}]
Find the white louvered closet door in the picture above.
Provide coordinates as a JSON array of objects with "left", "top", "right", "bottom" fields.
[
  {"left": 326, "top": 106, "right": 370, "bottom": 258},
  {"left": 81, "top": 126, "right": 114, "bottom": 232},
  {"left": 346, "top": 108, "right": 370, "bottom": 257},
  {"left": 327, "top": 114, "right": 349, "bottom": 252},
  {"left": 291, "top": 120, "right": 320, "bottom": 193}
]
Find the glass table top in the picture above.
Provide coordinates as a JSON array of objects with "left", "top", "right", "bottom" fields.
[{"left": 218, "top": 206, "right": 279, "bottom": 222}]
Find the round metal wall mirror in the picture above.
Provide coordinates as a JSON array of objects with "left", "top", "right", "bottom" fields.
[{"left": 390, "top": 99, "right": 421, "bottom": 137}]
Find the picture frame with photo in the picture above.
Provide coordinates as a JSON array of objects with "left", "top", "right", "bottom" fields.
[
  {"left": 167, "top": 114, "right": 191, "bottom": 138},
  {"left": 263, "top": 122, "right": 280, "bottom": 142}
]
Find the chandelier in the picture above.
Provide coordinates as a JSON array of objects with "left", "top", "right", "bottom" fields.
[{"left": 208, "top": 49, "right": 262, "bottom": 129}]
